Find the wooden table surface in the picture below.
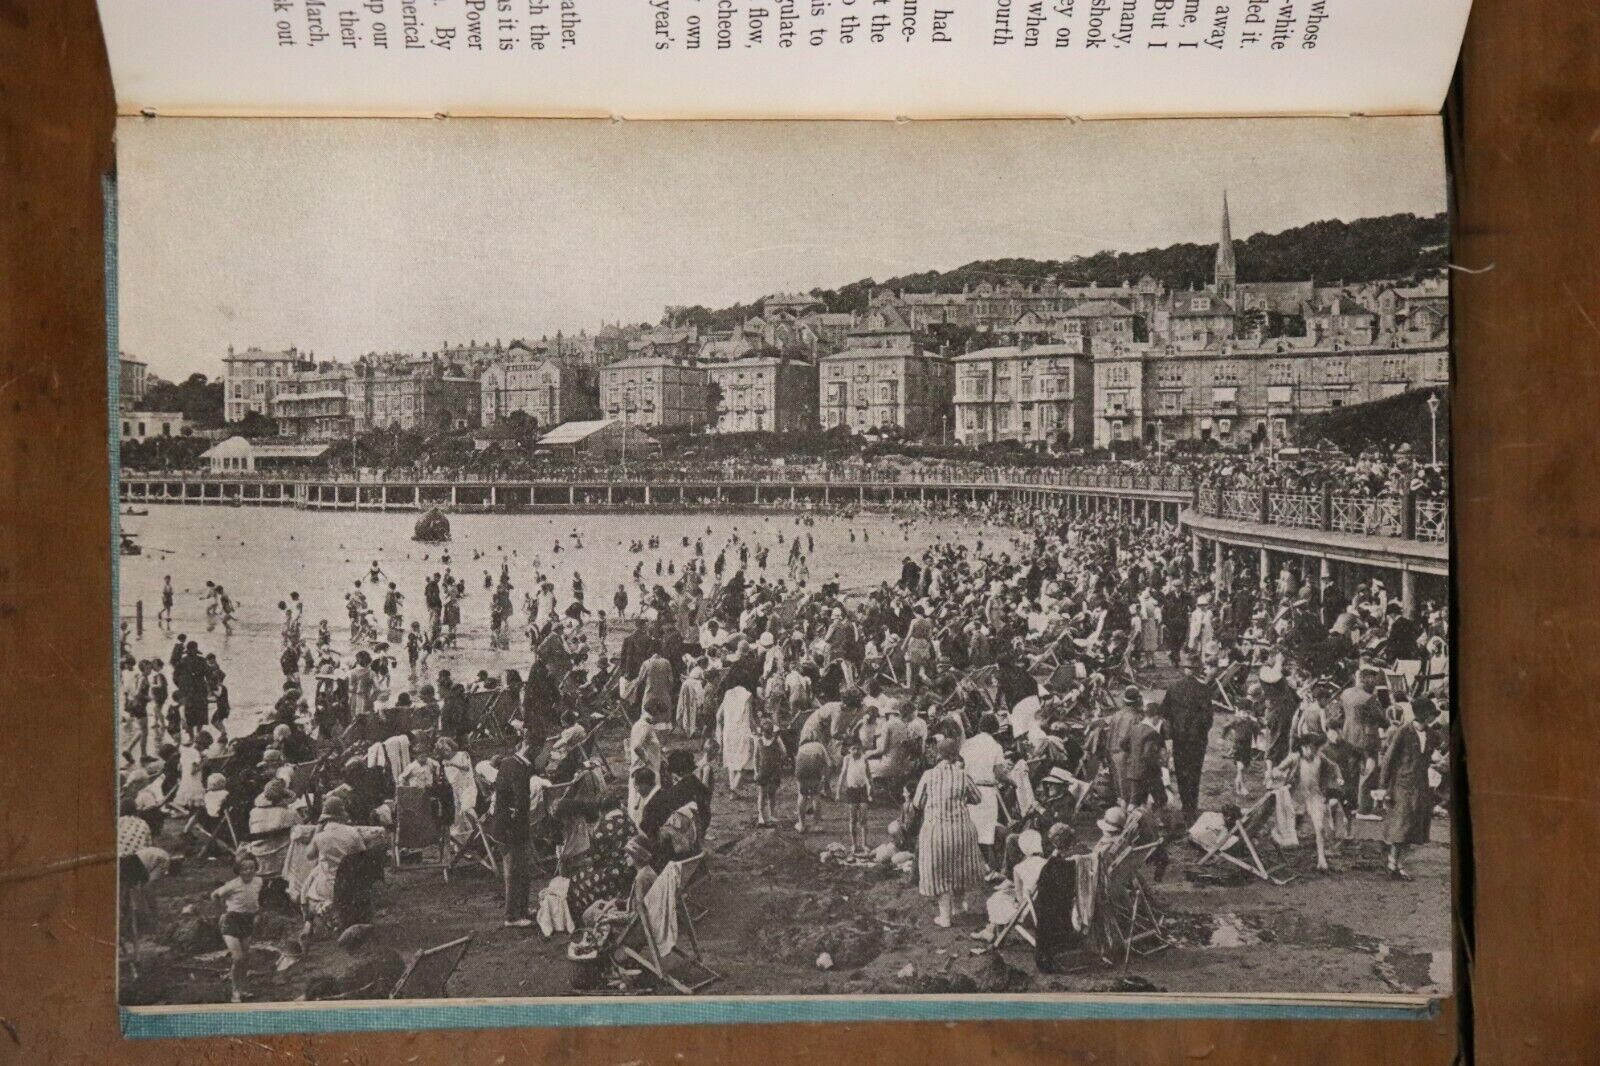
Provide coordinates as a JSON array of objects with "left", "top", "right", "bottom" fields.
[{"left": 1, "top": 0, "right": 1595, "bottom": 1060}]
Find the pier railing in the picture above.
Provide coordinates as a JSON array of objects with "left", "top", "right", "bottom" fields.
[
  {"left": 118, "top": 464, "right": 1197, "bottom": 493},
  {"left": 120, "top": 465, "right": 1448, "bottom": 544},
  {"left": 1194, "top": 484, "right": 1447, "bottom": 544}
]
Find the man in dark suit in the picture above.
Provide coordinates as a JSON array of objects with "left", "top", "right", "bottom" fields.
[
  {"left": 618, "top": 623, "right": 657, "bottom": 684},
  {"left": 493, "top": 734, "right": 537, "bottom": 927},
  {"left": 1161, "top": 654, "right": 1216, "bottom": 819}
]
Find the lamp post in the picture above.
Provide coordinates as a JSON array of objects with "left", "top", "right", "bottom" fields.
[{"left": 1426, "top": 392, "right": 1441, "bottom": 467}]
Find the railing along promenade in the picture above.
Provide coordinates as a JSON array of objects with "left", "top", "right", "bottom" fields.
[
  {"left": 1194, "top": 484, "right": 1448, "bottom": 545},
  {"left": 119, "top": 464, "right": 1195, "bottom": 492},
  {"left": 121, "top": 464, "right": 1446, "bottom": 545}
]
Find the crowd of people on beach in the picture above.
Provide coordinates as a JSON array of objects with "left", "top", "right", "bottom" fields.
[{"left": 117, "top": 462, "right": 1450, "bottom": 1001}]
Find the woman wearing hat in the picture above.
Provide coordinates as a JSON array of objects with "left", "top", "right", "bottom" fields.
[
  {"left": 910, "top": 736, "right": 986, "bottom": 928},
  {"left": 246, "top": 776, "right": 303, "bottom": 889},
  {"left": 302, "top": 795, "right": 388, "bottom": 933},
  {"left": 1032, "top": 822, "right": 1081, "bottom": 973},
  {"left": 904, "top": 605, "right": 936, "bottom": 691},
  {"left": 436, "top": 737, "right": 478, "bottom": 845},
  {"left": 1106, "top": 686, "right": 1144, "bottom": 804},
  {"left": 714, "top": 674, "right": 757, "bottom": 795}
]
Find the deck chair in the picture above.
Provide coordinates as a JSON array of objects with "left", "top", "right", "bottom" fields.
[
  {"left": 1099, "top": 840, "right": 1170, "bottom": 967},
  {"left": 572, "top": 716, "right": 618, "bottom": 783},
  {"left": 391, "top": 785, "right": 451, "bottom": 879},
  {"left": 388, "top": 934, "right": 473, "bottom": 999},
  {"left": 1025, "top": 629, "right": 1074, "bottom": 674},
  {"left": 335, "top": 719, "right": 364, "bottom": 751},
  {"left": 985, "top": 882, "right": 1041, "bottom": 951},
  {"left": 1044, "top": 661, "right": 1085, "bottom": 696},
  {"left": 155, "top": 784, "right": 192, "bottom": 825},
  {"left": 448, "top": 808, "right": 502, "bottom": 877},
  {"left": 467, "top": 689, "right": 515, "bottom": 741},
  {"left": 1211, "top": 662, "right": 1248, "bottom": 714},
  {"left": 189, "top": 804, "right": 243, "bottom": 858},
  {"left": 1193, "top": 792, "right": 1294, "bottom": 885},
  {"left": 616, "top": 853, "right": 720, "bottom": 994},
  {"left": 528, "top": 773, "right": 588, "bottom": 874},
  {"left": 288, "top": 759, "right": 320, "bottom": 797}
]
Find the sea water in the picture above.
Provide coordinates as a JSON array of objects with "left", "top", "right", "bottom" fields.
[{"left": 117, "top": 505, "right": 994, "bottom": 732}]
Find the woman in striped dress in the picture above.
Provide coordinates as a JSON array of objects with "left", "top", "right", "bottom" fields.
[{"left": 912, "top": 736, "right": 986, "bottom": 927}]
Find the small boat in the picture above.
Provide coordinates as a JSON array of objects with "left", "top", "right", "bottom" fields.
[
  {"left": 121, "top": 507, "right": 148, "bottom": 517},
  {"left": 119, "top": 534, "right": 143, "bottom": 557}
]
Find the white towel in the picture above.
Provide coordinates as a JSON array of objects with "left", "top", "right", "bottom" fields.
[
  {"left": 641, "top": 861, "right": 682, "bottom": 958},
  {"left": 536, "top": 876, "right": 574, "bottom": 938},
  {"left": 1009, "top": 759, "right": 1038, "bottom": 818},
  {"left": 1269, "top": 786, "right": 1300, "bottom": 847}
]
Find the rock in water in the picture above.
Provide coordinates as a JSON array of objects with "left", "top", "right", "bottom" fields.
[{"left": 413, "top": 508, "right": 451, "bottom": 543}]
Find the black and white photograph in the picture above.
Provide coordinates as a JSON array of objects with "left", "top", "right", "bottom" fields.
[{"left": 110, "top": 117, "right": 1452, "bottom": 1012}]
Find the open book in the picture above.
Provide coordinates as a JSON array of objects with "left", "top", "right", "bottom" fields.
[{"left": 103, "top": 0, "right": 1465, "bottom": 1039}]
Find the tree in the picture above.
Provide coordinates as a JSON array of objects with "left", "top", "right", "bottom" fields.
[
  {"left": 918, "top": 322, "right": 983, "bottom": 356},
  {"left": 236, "top": 410, "right": 278, "bottom": 437},
  {"left": 503, "top": 409, "right": 542, "bottom": 450},
  {"left": 120, "top": 434, "right": 209, "bottom": 471},
  {"left": 668, "top": 211, "right": 1448, "bottom": 327},
  {"left": 139, "top": 372, "right": 224, "bottom": 427},
  {"left": 703, "top": 381, "right": 724, "bottom": 431}
]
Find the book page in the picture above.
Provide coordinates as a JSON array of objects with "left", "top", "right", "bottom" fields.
[
  {"left": 113, "top": 115, "right": 1452, "bottom": 1036},
  {"left": 98, "top": 0, "right": 1471, "bottom": 119}
]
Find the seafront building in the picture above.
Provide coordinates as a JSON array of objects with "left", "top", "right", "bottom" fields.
[
  {"left": 817, "top": 308, "right": 953, "bottom": 437},
  {"left": 223, "top": 345, "right": 313, "bottom": 424},
  {"left": 1089, "top": 195, "right": 1451, "bottom": 449},
  {"left": 347, "top": 356, "right": 481, "bottom": 434},
  {"left": 952, "top": 339, "right": 1094, "bottom": 448},
  {"left": 599, "top": 355, "right": 710, "bottom": 429},
  {"left": 479, "top": 356, "right": 599, "bottom": 429},
  {"left": 207, "top": 193, "right": 1446, "bottom": 454},
  {"left": 270, "top": 363, "right": 354, "bottom": 442},
  {"left": 119, "top": 410, "right": 188, "bottom": 442},
  {"left": 119, "top": 354, "right": 149, "bottom": 406},
  {"left": 705, "top": 355, "right": 818, "bottom": 434}
]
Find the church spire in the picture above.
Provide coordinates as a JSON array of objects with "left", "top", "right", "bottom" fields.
[{"left": 1215, "top": 190, "right": 1237, "bottom": 296}]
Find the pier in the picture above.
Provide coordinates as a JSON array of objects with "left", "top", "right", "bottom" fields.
[{"left": 121, "top": 468, "right": 1447, "bottom": 613}]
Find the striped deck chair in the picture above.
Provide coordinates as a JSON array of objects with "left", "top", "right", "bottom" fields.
[
  {"left": 466, "top": 689, "right": 515, "bottom": 741},
  {"left": 1098, "top": 840, "right": 1170, "bottom": 967},
  {"left": 1212, "top": 662, "right": 1248, "bottom": 714}
]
